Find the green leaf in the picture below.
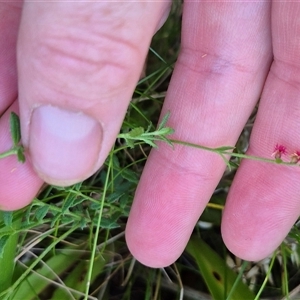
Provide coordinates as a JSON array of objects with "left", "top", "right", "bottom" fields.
[
  {"left": 126, "top": 139, "right": 135, "bottom": 149},
  {"left": 158, "top": 134, "right": 174, "bottom": 148},
  {"left": 112, "top": 154, "right": 120, "bottom": 168},
  {"left": 157, "top": 111, "right": 171, "bottom": 130},
  {"left": 121, "top": 169, "right": 138, "bottom": 183},
  {"left": 220, "top": 153, "right": 231, "bottom": 170},
  {"left": 93, "top": 216, "right": 120, "bottom": 229},
  {"left": 228, "top": 160, "right": 240, "bottom": 169},
  {"left": 17, "top": 147, "right": 26, "bottom": 163},
  {"left": 72, "top": 182, "right": 82, "bottom": 191},
  {"left": 9, "top": 112, "right": 21, "bottom": 146},
  {"left": 2, "top": 211, "right": 13, "bottom": 227},
  {"left": 50, "top": 213, "right": 62, "bottom": 228},
  {"left": 186, "top": 238, "right": 255, "bottom": 300},
  {"left": 158, "top": 127, "right": 174, "bottom": 136},
  {"left": 215, "top": 146, "right": 236, "bottom": 152},
  {"left": 145, "top": 122, "right": 153, "bottom": 133},
  {"left": 106, "top": 192, "right": 124, "bottom": 203},
  {"left": 119, "top": 194, "right": 129, "bottom": 209},
  {"left": 0, "top": 235, "right": 10, "bottom": 259},
  {"left": 13, "top": 247, "right": 84, "bottom": 299},
  {"left": 144, "top": 139, "right": 157, "bottom": 148},
  {"left": 25, "top": 205, "right": 32, "bottom": 224},
  {"left": 100, "top": 219, "right": 120, "bottom": 229},
  {"left": 79, "top": 217, "right": 88, "bottom": 229},
  {"left": 35, "top": 205, "right": 50, "bottom": 222},
  {"left": 129, "top": 127, "right": 144, "bottom": 137},
  {"left": 61, "top": 193, "right": 77, "bottom": 213}
]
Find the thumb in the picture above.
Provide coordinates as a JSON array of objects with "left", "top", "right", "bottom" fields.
[{"left": 17, "top": 1, "right": 170, "bottom": 186}]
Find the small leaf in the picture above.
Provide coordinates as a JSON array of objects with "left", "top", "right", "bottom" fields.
[
  {"left": 144, "top": 139, "right": 157, "bottom": 148},
  {"left": 126, "top": 139, "right": 135, "bottom": 149},
  {"left": 35, "top": 205, "right": 50, "bottom": 222},
  {"left": 17, "top": 147, "right": 26, "bottom": 163},
  {"left": 158, "top": 111, "right": 171, "bottom": 130},
  {"left": 215, "top": 146, "right": 236, "bottom": 152},
  {"left": 106, "top": 192, "right": 124, "bottom": 203},
  {"left": 62, "top": 193, "right": 77, "bottom": 213},
  {"left": 61, "top": 215, "right": 74, "bottom": 223},
  {"left": 2, "top": 211, "right": 13, "bottom": 227},
  {"left": 121, "top": 169, "right": 138, "bottom": 183},
  {"left": 160, "top": 136, "right": 174, "bottom": 148},
  {"left": 157, "top": 127, "right": 174, "bottom": 136},
  {"left": 220, "top": 153, "right": 231, "bottom": 170},
  {"left": 129, "top": 127, "right": 144, "bottom": 137},
  {"left": 25, "top": 204, "right": 33, "bottom": 224},
  {"left": 112, "top": 154, "right": 120, "bottom": 168},
  {"left": 79, "top": 217, "right": 88, "bottom": 229},
  {"left": 50, "top": 213, "right": 62, "bottom": 228},
  {"left": 145, "top": 122, "right": 153, "bottom": 133},
  {"left": 228, "top": 160, "right": 240, "bottom": 168},
  {"left": 0, "top": 235, "right": 10, "bottom": 259},
  {"left": 9, "top": 112, "right": 21, "bottom": 146},
  {"left": 119, "top": 194, "right": 129, "bottom": 209},
  {"left": 90, "top": 202, "right": 101, "bottom": 210},
  {"left": 98, "top": 217, "right": 120, "bottom": 229},
  {"left": 72, "top": 182, "right": 82, "bottom": 191}
]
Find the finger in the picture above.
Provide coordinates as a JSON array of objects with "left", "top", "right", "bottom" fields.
[
  {"left": 0, "top": 101, "right": 43, "bottom": 211},
  {"left": 0, "top": 2, "right": 22, "bottom": 114},
  {"left": 17, "top": 1, "right": 171, "bottom": 186},
  {"left": 126, "top": 1, "right": 273, "bottom": 268},
  {"left": 0, "top": 2, "right": 43, "bottom": 211},
  {"left": 222, "top": 3, "right": 300, "bottom": 261}
]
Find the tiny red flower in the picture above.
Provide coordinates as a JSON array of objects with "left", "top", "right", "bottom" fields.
[
  {"left": 290, "top": 151, "right": 300, "bottom": 163},
  {"left": 272, "top": 144, "right": 287, "bottom": 159}
]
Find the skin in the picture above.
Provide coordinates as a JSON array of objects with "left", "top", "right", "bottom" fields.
[{"left": 1, "top": 1, "right": 300, "bottom": 268}]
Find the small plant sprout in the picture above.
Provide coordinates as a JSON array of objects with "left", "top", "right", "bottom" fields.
[{"left": 118, "top": 111, "right": 174, "bottom": 149}]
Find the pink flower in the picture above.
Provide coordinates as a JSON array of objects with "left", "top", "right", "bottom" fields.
[
  {"left": 272, "top": 144, "right": 287, "bottom": 159},
  {"left": 290, "top": 151, "right": 300, "bottom": 163}
]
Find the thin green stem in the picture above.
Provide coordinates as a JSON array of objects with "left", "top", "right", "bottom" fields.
[
  {"left": 281, "top": 244, "right": 289, "bottom": 298},
  {"left": 84, "top": 151, "right": 113, "bottom": 300},
  {"left": 0, "top": 149, "right": 18, "bottom": 159},
  {"left": 225, "top": 260, "right": 249, "bottom": 300},
  {"left": 206, "top": 203, "right": 224, "bottom": 210},
  {"left": 254, "top": 253, "right": 276, "bottom": 300},
  {"left": 170, "top": 139, "right": 299, "bottom": 167}
]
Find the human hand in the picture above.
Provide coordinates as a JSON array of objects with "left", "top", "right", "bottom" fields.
[
  {"left": 126, "top": 2, "right": 300, "bottom": 267},
  {"left": 0, "top": 1, "right": 170, "bottom": 210},
  {"left": 1, "top": 1, "right": 299, "bottom": 269}
]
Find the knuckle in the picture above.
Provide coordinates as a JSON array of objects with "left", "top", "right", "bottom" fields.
[{"left": 32, "top": 30, "right": 140, "bottom": 100}]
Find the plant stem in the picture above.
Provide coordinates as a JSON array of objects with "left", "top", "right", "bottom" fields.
[
  {"left": 254, "top": 252, "right": 276, "bottom": 300},
  {"left": 84, "top": 152, "right": 113, "bottom": 300},
  {"left": 0, "top": 149, "right": 18, "bottom": 160},
  {"left": 0, "top": 212, "right": 21, "bottom": 295},
  {"left": 169, "top": 139, "right": 299, "bottom": 167}
]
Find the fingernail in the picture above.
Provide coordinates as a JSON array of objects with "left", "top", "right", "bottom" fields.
[{"left": 29, "top": 105, "right": 102, "bottom": 185}]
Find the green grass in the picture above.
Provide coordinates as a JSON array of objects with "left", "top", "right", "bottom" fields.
[{"left": 1, "top": 2, "right": 300, "bottom": 299}]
